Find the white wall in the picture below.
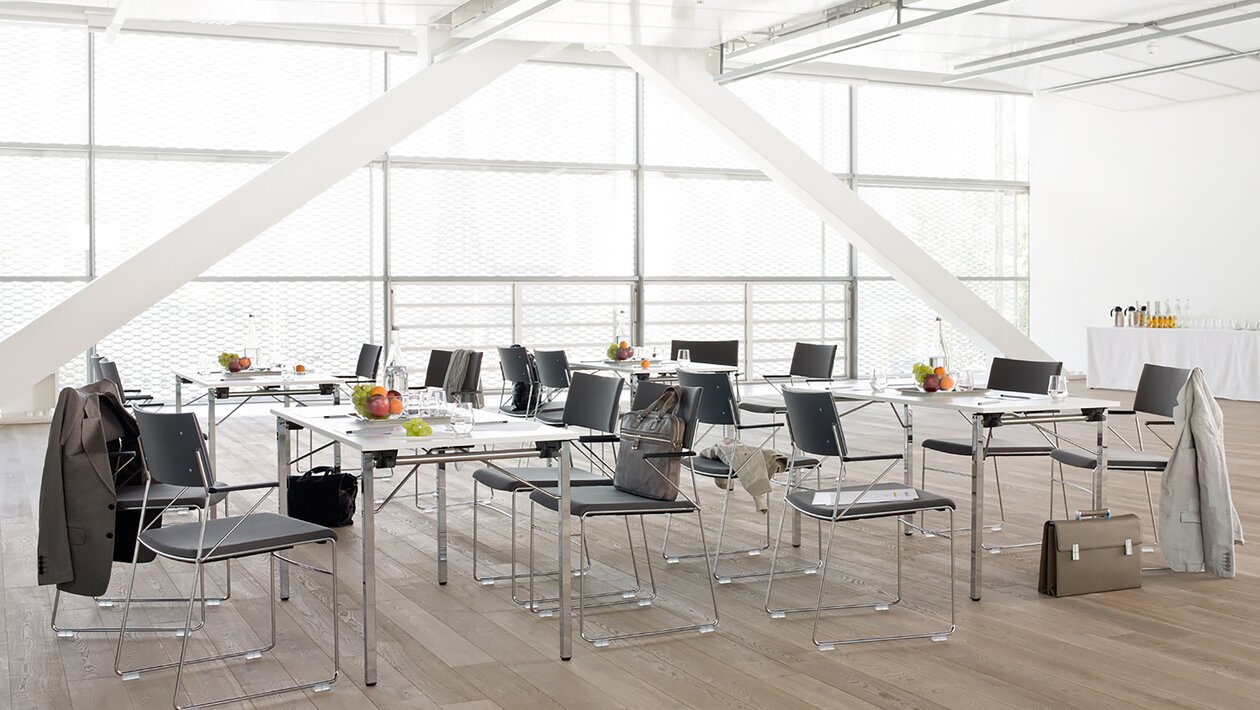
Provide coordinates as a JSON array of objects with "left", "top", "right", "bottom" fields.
[{"left": 1030, "top": 91, "right": 1260, "bottom": 373}]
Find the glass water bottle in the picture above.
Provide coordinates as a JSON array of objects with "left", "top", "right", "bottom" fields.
[{"left": 384, "top": 325, "right": 409, "bottom": 394}]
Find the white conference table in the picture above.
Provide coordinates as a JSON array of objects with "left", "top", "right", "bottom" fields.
[
  {"left": 817, "top": 384, "right": 1120, "bottom": 601},
  {"left": 272, "top": 405, "right": 581, "bottom": 686},
  {"left": 175, "top": 369, "right": 346, "bottom": 472},
  {"left": 1087, "top": 326, "right": 1260, "bottom": 401},
  {"left": 572, "top": 359, "right": 737, "bottom": 395}
]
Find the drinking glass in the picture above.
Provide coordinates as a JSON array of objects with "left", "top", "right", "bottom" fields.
[
  {"left": 677, "top": 348, "right": 691, "bottom": 366},
  {"left": 404, "top": 393, "right": 422, "bottom": 416},
  {"left": 955, "top": 370, "right": 974, "bottom": 392},
  {"left": 869, "top": 369, "right": 888, "bottom": 392},
  {"left": 1047, "top": 375, "right": 1069, "bottom": 401},
  {"left": 451, "top": 402, "right": 475, "bottom": 435},
  {"left": 279, "top": 363, "right": 294, "bottom": 381}
]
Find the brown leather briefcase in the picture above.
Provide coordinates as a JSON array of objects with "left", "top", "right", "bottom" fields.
[{"left": 1039, "top": 511, "right": 1142, "bottom": 597}]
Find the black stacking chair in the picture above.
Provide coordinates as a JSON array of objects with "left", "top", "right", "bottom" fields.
[
  {"left": 339, "top": 343, "right": 382, "bottom": 382},
  {"left": 527, "top": 383, "right": 720, "bottom": 647},
  {"left": 671, "top": 339, "right": 739, "bottom": 368},
  {"left": 469, "top": 372, "right": 624, "bottom": 600},
  {"left": 534, "top": 350, "right": 571, "bottom": 426},
  {"left": 766, "top": 388, "right": 956, "bottom": 649},
  {"left": 663, "top": 369, "right": 818, "bottom": 584},
  {"left": 98, "top": 359, "right": 161, "bottom": 408},
  {"left": 116, "top": 410, "right": 340, "bottom": 708},
  {"left": 740, "top": 342, "right": 839, "bottom": 417},
  {"left": 917, "top": 357, "right": 1063, "bottom": 551},
  {"left": 1051, "top": 363, "right": 1191, "bottom": 545},
  {"left": 49, "top": 382, "right": 230, "bottom": 638},
  {"left": 497, "top": 345, "right": 540, "bottom": 418},
  {"left": 418, "top": 348, "right": 484, "bottom": 403}
]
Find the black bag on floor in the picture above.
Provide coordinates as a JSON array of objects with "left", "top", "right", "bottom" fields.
[{"left": 287, "top": 466, "right": 357, "bottom": 527}]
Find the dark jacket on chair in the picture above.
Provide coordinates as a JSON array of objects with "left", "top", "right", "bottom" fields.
[{"left": 37, "top": 381, "right": 139, "bottom": 597}]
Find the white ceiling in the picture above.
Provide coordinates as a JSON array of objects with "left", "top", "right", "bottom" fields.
[{"left": 6, "top": 0, "right": 1260, "bottom": 110}]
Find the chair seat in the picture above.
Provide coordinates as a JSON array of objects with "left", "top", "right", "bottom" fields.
[
  {"left": 787, "top": 483, "right": 955, "bottom": 522},
  {"left": 687, "top": 454, "right": 820, "bottom": 478},
  {"left": 1051, "top": 447, "right": 1168, "bottom": 470},
  {"left": 535, "top": 405, "right": 565, "bottom": 425},
  {"left": 922, "top": 436, "right": 1053, "bottom": 457},
  {"left": 529, "top": 486, "right": 696, "bottom": 517},
  {"left": 737, "top": 395, "right": 785, "bottom": 415},
  {"left": 140, "top": 512, "right": 336, "bottom": 562},
  {"left": 115, "top": 483, "right": 228, "bottom": 511},
  {"left": 472, "top": 466, "right": 610, "bottom": 492}
]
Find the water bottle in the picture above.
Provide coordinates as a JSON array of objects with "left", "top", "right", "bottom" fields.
[{"left": 384, "top": 325, "right": 409, "bottom": 394}]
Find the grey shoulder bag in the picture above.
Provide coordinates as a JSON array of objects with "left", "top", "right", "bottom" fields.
[{"left": 614, "top": 386, "right": 686, "bottom": 501}]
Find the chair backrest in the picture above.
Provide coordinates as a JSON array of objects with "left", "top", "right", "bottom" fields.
[
  {"left": 424, "top": 350, "right": 452, "bottom": 388},
  {"left": 987, "top": 357, "right": 1063, "bottom": 395},
  {"left": 356, "top": 343, "right": 383, "bottom": 380},
  {"left": 562, "top": 372, "right": 623, "bottom": 433},
  {"left": 670, "top": 339, "right": 739, "bottom": 368},
  {"left": 132, "top": 409, "right": 211, "bottom": 488},
  {"left": 631, "top": 382, "right": 703, "bottom": 451},
  {"left": 676, "top": 369, "right": 739, "bottom": 427},
  {"left": 782, "top": 387, "right": 847, "bottom": 458},
  {"left": 497, "top": 346, "right": 536, "bottom": 385},
  {"left": 1133, "top": 363, "right": 1192, "bottom": 418},
  {"left": 789, "top": 342, "right": 838, "bottom": 379},
  {"left": 460, "top": 351, "right": 484, "bottom": 393},
  {"left": 535, "top": 350, "right": 571, "bottom": 390},
  {"left": 98, "top": 359, "right": 125, "bottom": 399}
]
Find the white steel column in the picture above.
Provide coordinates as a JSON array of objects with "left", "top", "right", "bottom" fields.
[
  {"left": 0, "top": 40, "right": 553, "bottom": 398},
  {"left": 611, "top": 45, "right": 1049, "bottom": 361}
]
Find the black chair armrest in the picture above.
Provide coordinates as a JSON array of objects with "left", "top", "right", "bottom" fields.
[
  {"left": 842, "top": 453, "right": 904, "bottom": 463},
  {"left": 761, "top": 374, "right": 793, "bottom": 381},
  {"left": 735, "top": 422, "right": 783, "bottom": 431},
  {"left": 579, "top": 434, "right": 620, "bottom": 444},
  {"left": 1146, "top": 420, "right": 1174, "bottom": 426},
  {"left": 209, "top": 481, "right": 280, "bottom": 494},
  {"left": 1109, "top": 409, "right": 1136, "bottom": 416},
  {"left": 643, "top": 450, "right": 697, "bottom": 460}
]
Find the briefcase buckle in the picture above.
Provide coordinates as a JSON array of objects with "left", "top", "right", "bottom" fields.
[{"left": 1071, "top": 543, "right": 1080, "bottom": 561}]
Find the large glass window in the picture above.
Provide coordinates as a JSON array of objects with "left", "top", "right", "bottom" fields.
[{"left": 1, "top": 20, "right": 1030, "bottom": 397}]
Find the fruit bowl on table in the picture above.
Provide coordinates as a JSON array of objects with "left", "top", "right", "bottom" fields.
[
  {"left": 911, "top": 363, "right": 957, "bottom": 394},
  {"left": 351, "top": 384, "right": 405, "bottom": 421}
]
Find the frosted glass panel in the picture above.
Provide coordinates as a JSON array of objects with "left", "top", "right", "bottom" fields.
[
  {"left": 390, "top": 167, "right": 635, "bottom": 278},
  {"left": 0, "top": 154, "right": 89, "bottom": 277},
  {"left": 520, "top": 283, "right": 632, "bottom": 361},
  {"left": 391, "top": 59, "right": 635, "bottom": 165},
  {"left": 95, "top": 33, "right": 379, "bottom": 151},
  {"left": 0, "top": 23, "right": 88, "bottom": 145}
]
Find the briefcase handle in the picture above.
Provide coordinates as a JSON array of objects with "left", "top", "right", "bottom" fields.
[{"left": 1074, "top": 509, "right": 1111, "bottom": 520}]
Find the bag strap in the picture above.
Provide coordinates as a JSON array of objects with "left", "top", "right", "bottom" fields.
[{"left": 642, "top": 386, "right": 680, "bottom": 416}]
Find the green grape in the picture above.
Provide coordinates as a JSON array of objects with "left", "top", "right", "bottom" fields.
[{"left": 403, "top": 418, "right": 432, "bottom": 437}]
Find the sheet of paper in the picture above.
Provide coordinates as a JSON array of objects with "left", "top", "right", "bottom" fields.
[{"left": 812, "top": 486, "right": 919, "bottom": 507}]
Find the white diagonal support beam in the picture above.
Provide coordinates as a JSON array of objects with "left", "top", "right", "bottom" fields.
[
  {"left": 0, "top": 40, "right": 553, "bottom": 399},
  {"left": 611, "top": 44, "right": 1048, "bottom": 361}
]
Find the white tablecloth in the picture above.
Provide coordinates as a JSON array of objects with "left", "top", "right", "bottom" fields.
[{"left": 1086, "top": 327, "right": 1260, "bottom": 401}]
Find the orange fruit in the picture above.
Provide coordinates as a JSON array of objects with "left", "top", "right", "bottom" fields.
[
  {"left": 640, "top": 358, "right": 650, "bottom": 369},
  {"left": 939, "top": 376, "right": 955, "bottom": 390},
  {"left": 619, "top": 340, "right": 629, "bottom": 349},
  {"left": 369, "top": 386, "right": 387, "bottom": 397},
  {"left": 388, "top": 397, "right": 404, "bottom": 415},
  {"left": 295, "top": 364, "right": 306, "bottom": 373},
  {"left": 933, "top": 366, "right": 947, "bottom": 377}
]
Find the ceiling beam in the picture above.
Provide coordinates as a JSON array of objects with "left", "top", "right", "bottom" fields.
[
  {"left": 716, "top": 0, "right": 1015, "bottom": 85},
  {"left": 614, "top": 44, "right": 1049, "bottom": 361},
  {"left": 435, "top": 0, "right": 563, "bottom": 62},
  {"left": 1046, "top": 47, "right": 1260, "bottom": 92},
  {"left": 0, "top": 40, "right": 555, "bottom": 400}
]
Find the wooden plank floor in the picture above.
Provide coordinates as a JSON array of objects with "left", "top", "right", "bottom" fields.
[{"left": 5, "top": 383, "right": 1260, "bottom": 709}]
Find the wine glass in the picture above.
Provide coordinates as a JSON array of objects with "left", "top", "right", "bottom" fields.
[
  {"left": 404, "top": 393, "right": 422, "bottom": 416},
  {"left": 869, "top": 369, "right": 888, "bottom": 393},
  {"left": 279, "top": 362, "right": 294, "bottom": 381},
  {"left": 677, "top": 348, "right": 691, "bottom": 367},
  {"left": 1047, "top": 375, "right": 1069, "bottom": 401},
  {"left": 451, "top": 402, "right": 475, "bottom": 435},
  {"left": 955, "top": 370, "right": 974, "bottom": 392}
]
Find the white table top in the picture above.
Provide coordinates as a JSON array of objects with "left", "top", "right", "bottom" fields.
[
  {"left": 817, "top": 383, "right": 1120, "bottom": 415},
  {"left": 271, "top": 405, "right": 580, "bottom": 453},
  {"left": 572, "top": 359, "right": 737, "bottom": 375},
  {"left": 176, "top": 369, "right": 346, "bottom": 388}
]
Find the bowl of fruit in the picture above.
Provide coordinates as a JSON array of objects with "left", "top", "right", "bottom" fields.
[
  {"left": 912, "top": 363, "right": 955, "bottom": 393},
  {"left": 218, "top": 352, "right": 253, "bottom": 373},
  {"left": 606, "top": 340, "right": 635, "bottom": 362},
  {"left": 351, "top": 384, "right": 405, "bottom": 420}
]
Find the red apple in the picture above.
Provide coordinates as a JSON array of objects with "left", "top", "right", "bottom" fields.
[
  {"left": 922, "top": 374, "right": 941, "bottom": 392},
  {"left": 228, "top": 358, "right": 241, "bottom": 373},
  {"left": 387, "top": 389, "right": 402, "bottom": 398},
  {"left": 367, "top": 394, "right": 390, "bottom": 418}
]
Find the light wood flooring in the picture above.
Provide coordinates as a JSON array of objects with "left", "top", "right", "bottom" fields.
[{"left": 4, "top": 382, "right": 1260, "bottom": 709}]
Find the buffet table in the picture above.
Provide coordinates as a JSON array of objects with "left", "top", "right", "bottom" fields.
[{"left": 1086, "top": 326, "right": 1260, "bottom": 401}]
